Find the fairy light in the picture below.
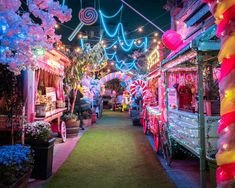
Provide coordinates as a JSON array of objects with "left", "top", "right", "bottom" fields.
[
  {"left": 154, "top": 32, "right": 159, "bottom": 37},
  {"left": 78, "top": 33, "right": 83, "bottom": 39},
  {"left": 113, "top": 45, "right": 118, "bottom": 49},
  {"left": 137, "top": 39, "right": 141, "bottom": 44},
  {"left": 76, "top": 47, "right": 81, "bottom": 52},
  {"left": 153, "top": 38, "right": 157, "bottom": 43},
  {"left": 138, "top": 26, "right": 143, "bottom": 32},
  {"left": 55, "top": 24, "right": 59, "bottom": 29}
]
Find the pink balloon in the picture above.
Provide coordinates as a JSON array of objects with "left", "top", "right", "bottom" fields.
[{"left": 162, "top": 30, "right": 183, "bottom": 51}]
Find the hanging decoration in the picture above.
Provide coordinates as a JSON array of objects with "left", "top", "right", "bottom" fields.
[
  {"left": 202, "top": 0, "right": 235, "bottom": 187},
  {"left": 68, "top": 7, "right": 98, "bottom": 41},
  {"left": 99, "top": 8, "right": 148, "bottom": 52},
  {"left": 162, "top": 29, "right": 183, "bottom": 51}
]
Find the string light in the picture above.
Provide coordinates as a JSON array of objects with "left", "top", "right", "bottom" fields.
[
  {"left": 154, "top": 32, "right": 159, "bottom": 37},
  {"left": 138, "top": 26, "right": 143, "bottom": 32},
  {"left": 55, "top": 24, "right": 59, "bottom": 29},
  {"left": 153, "top": 39, "right": 157, "bottom": 43}
]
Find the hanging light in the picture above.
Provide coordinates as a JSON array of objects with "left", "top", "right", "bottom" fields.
[
  {"left": 138, "top": 27, "right": 143, "bottom": 32},
  {"left": 154, "top": 32, "right": 158, "bottom": 37},
  {"left": 54, "top": 24, "right": 59, "bottom": 29}
]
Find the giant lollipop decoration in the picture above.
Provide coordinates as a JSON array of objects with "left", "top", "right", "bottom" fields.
[{"left": 68, "top": 7, "right": 98, "bottom": 41}]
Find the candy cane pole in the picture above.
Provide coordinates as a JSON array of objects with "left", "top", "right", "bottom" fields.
[{"left": 203, "top": 0, "right": 235, "bottom": 187}]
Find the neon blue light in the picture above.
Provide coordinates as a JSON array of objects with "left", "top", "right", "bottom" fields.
[
  {"left": 99, "top": 11, "right": 121, "bottom": 37},
  {"left": 99, "top": 8, "right": 148, "bottom": 53},
  {"left": 100, "top": 5, "right": 123, "bottom": 19},
  {"left": 80, "top": 39, "right": 84, "bottom": 49}
]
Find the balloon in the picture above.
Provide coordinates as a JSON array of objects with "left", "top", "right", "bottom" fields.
[{"left": 162, "top": 30, "right": 183, "bottom": 51}]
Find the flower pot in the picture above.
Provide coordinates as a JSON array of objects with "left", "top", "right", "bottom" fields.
[
  {"left": 26, "top": 138, "right": 55, "bottom": 180},
  {"left": 0, "top": 172, "right": 30, "bottom": 188},
  {"left": 65, "top": 119, "right": 80, "bottom": 138},
  {"left": 91, "top": 113, "right": 97, "bottom": 124},
  {"left": 83, "top": 119, "right": 91, "bottom": 127}
]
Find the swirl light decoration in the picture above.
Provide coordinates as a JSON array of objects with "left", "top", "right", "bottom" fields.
[
  {"left": 68, "top": 7, "right": 98, "bottom": 41},
  {"left": 202, "top": 0, "right": 235, "bottom": 187}
]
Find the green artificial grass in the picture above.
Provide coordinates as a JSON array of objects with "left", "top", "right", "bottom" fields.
[{"left": 44, "top": 111, "right": 175, "bottom": 188}]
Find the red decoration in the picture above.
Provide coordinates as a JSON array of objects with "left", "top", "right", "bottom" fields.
[
  {"left": 162, "top": 30, "right": 183, "bottom": 51},
  {"left": 219, "top": 55, "right": 235, "bottom": 82},
  {"left": 216, "top": 5, "right": 235, "bottom": 38},
  {"left": 216, "top": 162, "right": 235, "bottom": 183}
]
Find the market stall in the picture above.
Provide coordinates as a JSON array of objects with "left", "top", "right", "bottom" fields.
[
  {"left": 160, "top": 25, "right": 221, "bottom": 160},
  {"left": 26, "top": 49, "right": 71, "bottom": 142}
]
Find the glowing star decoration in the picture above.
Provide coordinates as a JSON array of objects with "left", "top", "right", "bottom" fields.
[
  {"left": 162, "top": 30, "right": 183, "bottom": 51},
  {"left": 68, "top": 7, "right": 98, "bottom": 41}
]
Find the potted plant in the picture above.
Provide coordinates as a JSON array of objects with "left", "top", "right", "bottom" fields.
[
  {"left": 0, "top": 144, "right": 33, "bottom": 188},
  {"left": 82, "top": 110, "right": 92, "bottom": 127},
  {"left": 61, "top": 113, "right": 80, "bottom": 138},
  {"left": 24, "top": 121, "right": 55, "bottom": 180}
]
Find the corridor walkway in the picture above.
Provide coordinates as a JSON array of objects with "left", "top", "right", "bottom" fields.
[{"left": 43, "top": 111, "right": 175, "bottom": 188}]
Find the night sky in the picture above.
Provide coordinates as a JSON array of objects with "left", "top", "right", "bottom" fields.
[{"left": 58, "top": 0, "right": 170, "bottom": 46}]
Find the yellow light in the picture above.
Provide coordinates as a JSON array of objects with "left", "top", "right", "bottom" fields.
[
  {"left": 137, "top": 39, "right": 141, "bottom": 44},
  {"left": 101, "top": 40, "right": 105, "bottom": 44},
  {"left": 78, "top": 34, "right": 83, "bottom": 39},
  {"left": 176, "top": 21, "right": 180, "bottom": 25},
  {"left": 154, "top": 32, "right": 158, "bottom": 37},
  {"left": 153, "top": 39, "right": 157, "bottom": 43},
  {"left": 138, "top": 27, "right": 143, "bottom": 32},
  {"left": 107, "top": 69, "right": 110, "bottom": 72},
  {"left": 113, "top": 45, "right": 118, "bottom": 49},
  {"left": 103, "top": 44, "right": 107, "bottom": 48},
  {"left": 157, "top": 41, "right": 161, "bottom": 45},
  {"left": 76, "top": 47, "right": 81, "bottom": 52},
  {"left": 55, "top": 24, "right": 59, "bottom": 29}
]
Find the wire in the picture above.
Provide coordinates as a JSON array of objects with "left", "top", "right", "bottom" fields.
[{"left": 80, "top": 0, "right": 82, "bottom": 9}]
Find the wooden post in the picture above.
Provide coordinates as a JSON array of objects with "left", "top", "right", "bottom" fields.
[{"left": 26, "top": 69, "right": 35, "bottom": 122}]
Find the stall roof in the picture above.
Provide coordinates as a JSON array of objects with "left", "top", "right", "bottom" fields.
[
  {"left": 161, "top": 25, "right": 220, "bottom": 68},
  {"left": 37, "top": 49, "right": 71, "bottom": 76}
]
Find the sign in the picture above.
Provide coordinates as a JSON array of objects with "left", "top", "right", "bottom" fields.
[{"left": 168, "top": 88, "right": 178, "bottom": 109}]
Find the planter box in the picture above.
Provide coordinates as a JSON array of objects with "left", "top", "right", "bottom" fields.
[
  {"left": 91, "top": 113, "right": 97, "bottom": 124},
  {"left": 0, "top": 173, "right": 30, "bottom": 188},
  {"left": 26, "top": 138, "right": 55, "bottom": 180},
  {"left": 83, "top": 119, "right": 91, "bottom": 127}
]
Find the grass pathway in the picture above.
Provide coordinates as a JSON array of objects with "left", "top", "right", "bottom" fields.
[{"left": 44, "top": 111, "right": 175, "bottom": 188}]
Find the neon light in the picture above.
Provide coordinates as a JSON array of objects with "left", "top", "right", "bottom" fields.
[
  {"left": 100, "top": 5, "right": 124, "bottom": 19},
  {"left": 99, "top": 8, "right": 148, "bottom": 52}
]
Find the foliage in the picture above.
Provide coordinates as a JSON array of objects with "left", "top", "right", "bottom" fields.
[
  {"left": 82, "top": 110, "right": 92, "bottom": 119},
  {"left": 0, "top": 144, "right": 33, "bottom": 186},
  {"left": 0, "top": 0, "right": 72, "bottom": 75},
  {"left": 61, "top": 112, "right": 78, "bottom": 122},
  {"left": 24, "top": 121, "right": 51, "bottom": 143}
]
